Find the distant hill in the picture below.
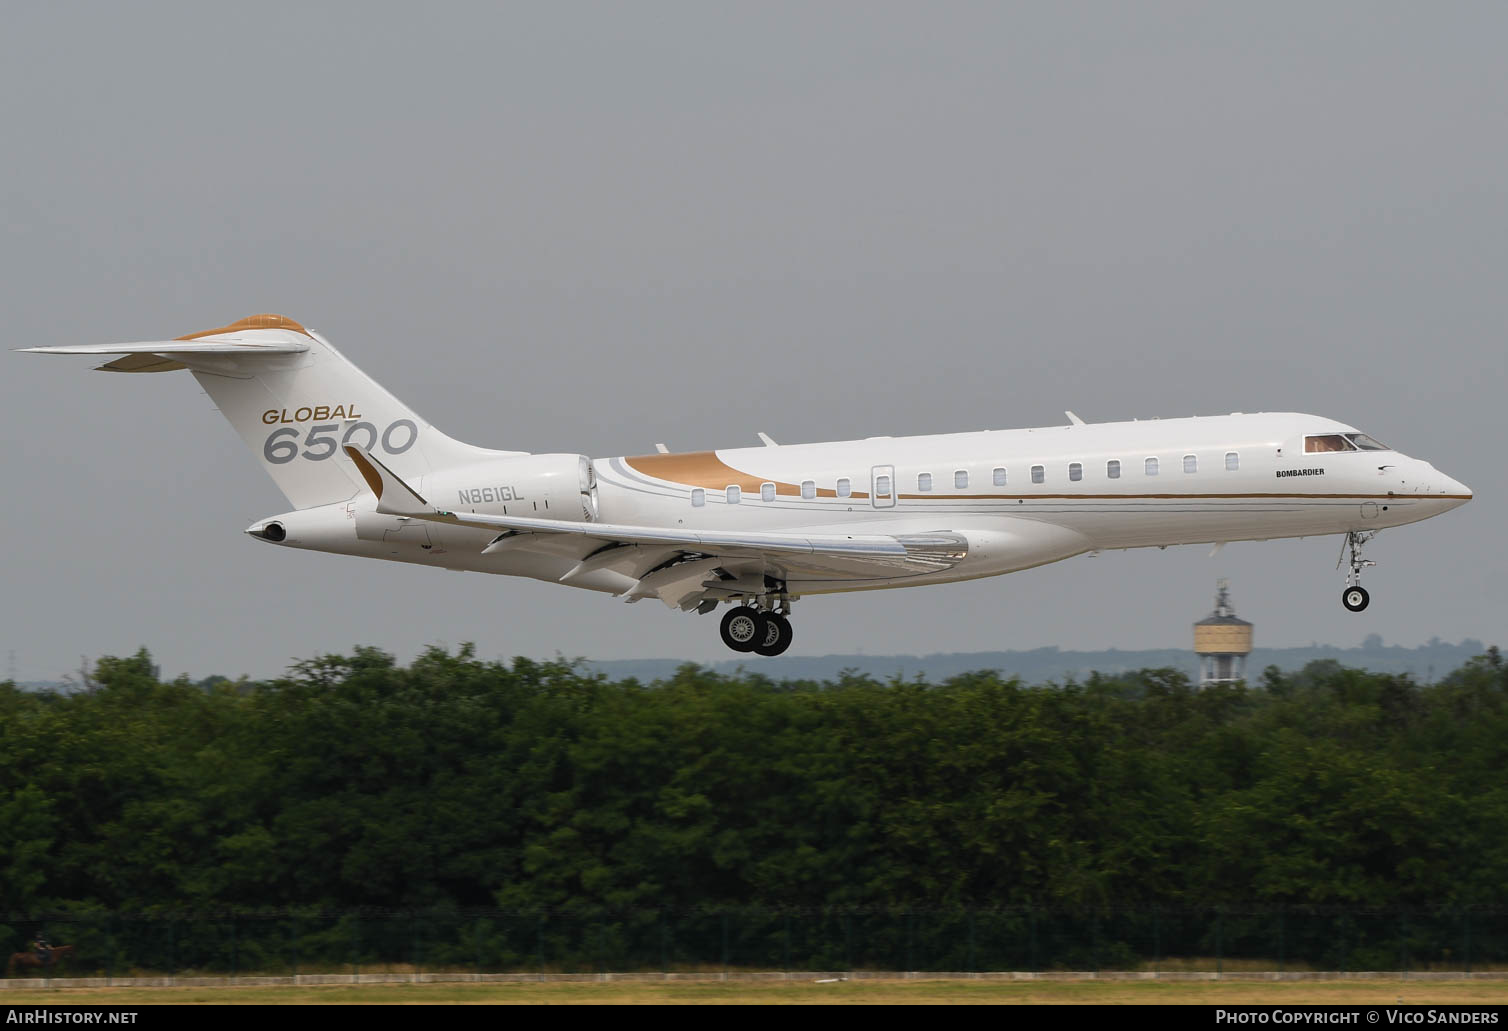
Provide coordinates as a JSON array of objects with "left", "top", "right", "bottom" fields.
[
  {"left": 582, "top": 635, "right": 1493, "bottom": 685},
  {"left": 9, "top": 636, "right": 1491, "bottom": 691}
]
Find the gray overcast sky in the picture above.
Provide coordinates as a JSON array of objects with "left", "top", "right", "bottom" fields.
[{"left": 3, "top": 2, "right": 1503, "bottom": 682}]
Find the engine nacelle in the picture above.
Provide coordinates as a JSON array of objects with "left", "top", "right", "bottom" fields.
[{"left": 420, "top": 453, "right": 597, "bottom": 523}]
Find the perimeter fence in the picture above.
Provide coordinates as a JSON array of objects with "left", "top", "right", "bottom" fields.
[{"left": 8, "top": 908, "right": 1508, "bottom": 977}]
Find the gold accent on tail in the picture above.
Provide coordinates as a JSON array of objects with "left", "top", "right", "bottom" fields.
[
  {"left": 176, "top": 314, "right": 311, "bottom": 341},
  {"left": 345, "top": 446, "right": 385, "bottom": 499}
]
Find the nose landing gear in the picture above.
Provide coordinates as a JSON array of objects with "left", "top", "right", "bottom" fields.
[
  {"left": 717, "top": 597, "right": 795, "bottom": 656},
  {"left": 1338, "top": 530, "right": 1377, "bottom": 612}
]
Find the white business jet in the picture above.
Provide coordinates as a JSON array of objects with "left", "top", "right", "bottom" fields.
[{"left": 24, "top": 315, "right": 1472, "bottom": 656}]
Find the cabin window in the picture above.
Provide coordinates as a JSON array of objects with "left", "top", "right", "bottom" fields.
[
  {"left": 801, "top": 480, "right": 816, "bottom": 500},
  {"left": 1145, "top": 457, "right": 1159, "bottom": 476},
  {"left": 876, "top": 474, "right": 892, "bottom": 496},
  {"left": 726, "top": 485, "right": 741, "bottom": 504},
  {"left": 1183, "top": 454, "right": 1198, "bottom": 474},
  {"left": 993, "top": 467, "right": 1007, "bottom": 486},
  {"left": 954, "top": 470, "right": 969, "bottom": 489},
  {"left": 918, "top": 472, "right": 933, "bottom": 492},
  {"left": 837, "top": 477, "right": 851, "bottom": 498},
  {"left": 1305, "top": 434, "right": 1356, "bottom": 453},
  {"left": 1225, "top": 451, "right": 1239, "bottom": 471},
  {"left": 1106, "top": 460, "right": 1121, "bottom": 479},
  {"left": 1031, "top": 465, "right": 1045, "bottom": 484},
  {"left": 1068, "top": 462, "right": 1082, "bottom": 482},
  {"left": 691, "top": 488, "right": 705, "bottom": 508},
  {"left": 761, "top": 482, "right": 776, "bottom": 502}
]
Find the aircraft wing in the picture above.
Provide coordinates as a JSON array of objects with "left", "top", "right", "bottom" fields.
[{"left": 344, "top": 445, "right": 969, "bottom": 608}]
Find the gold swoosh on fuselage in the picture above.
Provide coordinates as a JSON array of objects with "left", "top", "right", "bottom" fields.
[{"left": 624, "top": 451, "right": 869, "bottom": 499}]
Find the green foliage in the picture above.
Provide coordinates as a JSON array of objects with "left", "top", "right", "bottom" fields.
[{"left": 3, "top": 648, "right": 1507, "bottom": 924}]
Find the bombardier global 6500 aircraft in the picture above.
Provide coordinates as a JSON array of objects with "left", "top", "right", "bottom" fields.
[{"left": 24, "top": 315, "right": 1472, "bottom": 656}]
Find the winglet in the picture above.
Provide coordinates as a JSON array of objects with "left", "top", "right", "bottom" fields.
[{"left": 344, "top": 445, "right": 430, "bottom": 516}]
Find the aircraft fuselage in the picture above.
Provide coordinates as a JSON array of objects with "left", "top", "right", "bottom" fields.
[{"left": 260, "top": 411, "right": 1470, "bottom": 599}]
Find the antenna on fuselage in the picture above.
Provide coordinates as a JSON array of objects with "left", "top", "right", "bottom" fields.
[{"left": 1065, "top": 411, "right": 1086, "bottom": 426}]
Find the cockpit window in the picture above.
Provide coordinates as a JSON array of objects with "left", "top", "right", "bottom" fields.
[
  {"left": 1305, "top": 434, "right": 1356, "bottom": 453},
  {"left": 1305, "top": 433, "right": 1391, "bottom": 453}
]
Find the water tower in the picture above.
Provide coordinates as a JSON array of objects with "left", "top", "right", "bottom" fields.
[{"left": 1194, "top": 579, "right": 1254, "bottom": 685}]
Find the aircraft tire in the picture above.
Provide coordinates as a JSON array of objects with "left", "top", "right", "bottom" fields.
[
  {"left": 720, "top": 608, "right": 762, "bottom": 652},
  {"left": 1342, "top": 586, "right": 1370, "bottom": 612},
  {"left": 754, "top": 613, "right": 794, "bottom": 657}
]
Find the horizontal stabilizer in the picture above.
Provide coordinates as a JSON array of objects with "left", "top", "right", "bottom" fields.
[
  {"left": 20, "top": 338, "right": 310, "bottom": 373},
  {"left": 19, "top": 339, "right": 311, "bottom": 356},
  {"left": 21, "top": 337, "right": 310, "bottom": 375}
]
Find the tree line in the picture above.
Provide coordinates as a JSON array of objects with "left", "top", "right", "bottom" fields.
[{"left": 4, "top": 645, "right": 1507, "bottom": 924}]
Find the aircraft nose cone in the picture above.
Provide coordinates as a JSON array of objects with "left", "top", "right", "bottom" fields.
[{"left": 1434, "top": 469, "right": 1472, "bottom": 505}]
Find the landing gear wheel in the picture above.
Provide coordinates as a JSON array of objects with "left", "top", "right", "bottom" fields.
[
  {"left": 1337, "top": 531, "right": 1378, "bottom": 614},
  {"left": 753, "top": 612, "right": 794, "bottom": 657},
  {"left": 719, "top": 608, "right": 762, "bottom": 652}
]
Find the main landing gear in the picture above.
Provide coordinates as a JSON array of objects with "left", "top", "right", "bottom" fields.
[
  {"left": 718, "top": 602, "right": 795, "bottom": 656},
  {"left": 1339, "top": 530, "right": 1377, "bottom": 612}
]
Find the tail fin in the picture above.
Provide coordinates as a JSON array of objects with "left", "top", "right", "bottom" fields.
[{"left": 22, "top": 315, "right": 523, "bottom": 509}]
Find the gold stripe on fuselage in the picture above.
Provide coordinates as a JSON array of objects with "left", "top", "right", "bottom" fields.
[{"left": 624, "top": 453, "right": 1465, "bottom": 504}]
